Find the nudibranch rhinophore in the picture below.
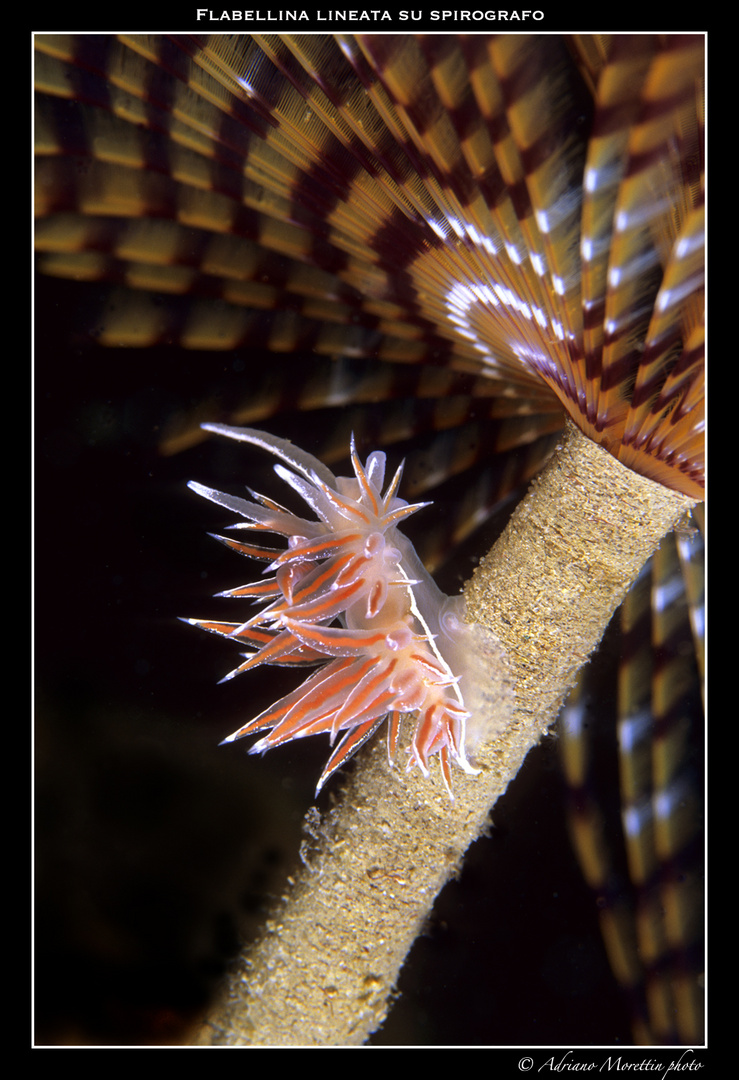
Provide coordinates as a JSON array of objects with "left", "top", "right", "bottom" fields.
[{"left": 186, "top": 424, "right": 487, "bottom": 797}]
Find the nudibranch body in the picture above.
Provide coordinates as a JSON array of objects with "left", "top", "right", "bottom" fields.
[{"left": 186, "top": 425, "right": 480, "bottom": 797}]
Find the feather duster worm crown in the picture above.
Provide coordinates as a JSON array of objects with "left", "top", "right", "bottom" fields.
[
  {"left": 186, "top": 424, "right": 484, "bottom": 796},
  {"left": 35, "top": 34, "right": 703, "bottom": 502}
]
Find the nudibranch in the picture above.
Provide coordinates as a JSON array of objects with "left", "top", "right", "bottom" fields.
[{"left": 186, "top": 424, "right": 482, "bottom": 797}]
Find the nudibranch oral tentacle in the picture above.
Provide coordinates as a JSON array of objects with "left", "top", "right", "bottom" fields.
[{"left": 186, "top": 425, "right": 482, "bottom": 798}]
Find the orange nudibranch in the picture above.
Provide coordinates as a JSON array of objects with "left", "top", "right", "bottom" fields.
[{"left": 185, "top": 424, "right": 484, "bottom": 797}]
